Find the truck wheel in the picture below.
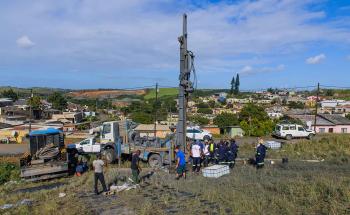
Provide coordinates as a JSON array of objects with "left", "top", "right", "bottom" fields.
[
  {"left": 308, "top": 134, "right": 314, "bottom": 140},
  {"left": 148, "top": 154, "right": 162, "bottom": 168},
  {"left": 103, "top": 149, "right": 116, "bottom": 164},
  {"left": 285, "top": 134, "right": 292, "bottom": 140}
]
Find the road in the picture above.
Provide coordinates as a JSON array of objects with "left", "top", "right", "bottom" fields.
[{"left": 0, "top": 144, "right": 28, "bottom": 155}]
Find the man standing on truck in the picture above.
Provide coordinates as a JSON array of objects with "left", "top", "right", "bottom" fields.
[
  {"left": 175, "top": 145, "right": 186, "bottom": 180},
  {"left": 131, "top": 150, "right": 142, "bottom": 184},
  {"left": 93, "top": 154, "right": 108, "bottom": 195}
]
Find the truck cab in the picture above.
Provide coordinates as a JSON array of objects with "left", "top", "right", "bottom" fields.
[{"left": 67, "top": 137, "right": 101, "bottom": 154}]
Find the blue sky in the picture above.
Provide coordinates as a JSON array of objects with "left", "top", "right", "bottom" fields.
[{"left": 0, "top": 0, "right": 349, "bottom": 90}]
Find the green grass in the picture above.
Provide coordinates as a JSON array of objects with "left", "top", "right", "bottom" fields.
[
  {"left": 144, "top": 88, "right": 178, "bottom": 100},
  {"left": 1, "top": 135, "right": 349, "bottom": 214}
]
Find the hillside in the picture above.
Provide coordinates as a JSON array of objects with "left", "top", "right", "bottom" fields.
[
  {"left": 67, "top": 89, "right": 146, "bottom": 99},
  {"left": 144, "top": 88, "right": 178, "bottom": 99}
]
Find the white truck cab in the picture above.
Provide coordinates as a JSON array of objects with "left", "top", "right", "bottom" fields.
[
  {"left": 68, "top": 137, "right": 102, "bottom": 153},
  {"left": 273, "top": 123, "right": 315, "bottom": 140}
]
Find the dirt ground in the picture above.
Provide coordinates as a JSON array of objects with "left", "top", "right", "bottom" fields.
[{"left": 67, "top": 89, "right": 146, "bottom": 99}]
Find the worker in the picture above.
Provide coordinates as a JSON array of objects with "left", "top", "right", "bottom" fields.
[
  {"left": 174, "top": 145, "right": 186, "bottom": 179},
  {"left": 131, "top": 150, "right": 142, "bottom": 184},
  {"left": 191, "top": 139, "right": 202, "bottom": 172},
  {"left": 93, "top": 154, "right": 108, "bottom": 195},
  {"left": 226, "top": 139, "right": 239, "bottom": 168},
  {"left": 256, "top": 138, "right": 267, "bottom": 169},
  {"left": 217, "top": 140, "right": 227, "bottom": 164},
  {"left": 208, "top": 140, "right": 216, "bottom": 164},
  {"left": 202, "top": 140, "right": 210, "bottom": 167}
]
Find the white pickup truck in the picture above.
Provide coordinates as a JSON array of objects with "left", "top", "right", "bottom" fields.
[
  {"left": 67, "top": 137, "right": 102, "bottom": 154},
  {"left": 273, "top": 124, "right": 315, "bottom": 140}
]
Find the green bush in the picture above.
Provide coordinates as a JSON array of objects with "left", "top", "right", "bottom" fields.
[{"left": 0, "top": 162, "right": 20, "bottom": 185}]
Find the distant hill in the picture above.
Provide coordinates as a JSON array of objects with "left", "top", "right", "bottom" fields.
[
  {"left": 67, "top": 89, "right": 146, "bottom": 99},
  {"left": 0, "top": 86, "right": 69, "bottom": 97},
  {"left": 144, "top": 88, "right": 178, "bottom": 100}
]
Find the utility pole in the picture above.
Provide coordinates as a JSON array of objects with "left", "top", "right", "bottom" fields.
[
  {"left": 176, "top": 14, "right": 194, "bottom": 153},
  {"left": 154, "top": 83, "right": 159, "bottom": 138},
  {"left": 29, "top": 89, "right": 33, "bottom": 133},
  {"left": 313, "top": 83, "right": 320, "bottom": 132}
]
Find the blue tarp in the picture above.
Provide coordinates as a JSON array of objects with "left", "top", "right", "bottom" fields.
[{"left": 29, "top": 128, "right": 62, "bottom": 136}]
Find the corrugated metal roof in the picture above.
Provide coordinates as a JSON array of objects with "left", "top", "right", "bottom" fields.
[
  {"left": 320, "top": 114, "right": 350, "bottom": 125},
  {"left": 134, "top": 124, "right": 170, "bottom": 131},
  {"left": 289, "top": 115, "right": 333, "bottom": 126}
]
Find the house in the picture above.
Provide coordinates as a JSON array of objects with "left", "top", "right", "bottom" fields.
[
  {"left": 289, "top": 114, "right": 350, "bottom": 133},
  {"left": 202, "top": 125, "right": 220, "bottom": 135},
  {"left": 134, "top": 124, "right": 172, "bottom": 138},
  {"left": 52, "top": 112, "right": 83, "bottom": 124},
  {"left": 223, "top": 126, "right": 244, "bottom": 137},
  {"left": 0, "top": 98, "right": 13, "bottom": 107}
]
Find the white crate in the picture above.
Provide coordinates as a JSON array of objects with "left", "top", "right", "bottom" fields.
[
  {"left": 202, "top": 165, "right": 230, "bottom": 178},
  {"left": 265, "top": 141, "right": 281, "bottom": 149}
]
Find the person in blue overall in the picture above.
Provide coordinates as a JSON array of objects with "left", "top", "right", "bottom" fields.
[
  {"left": 175, "top": 145, "right": 186, "bottom": 179},
  {"left": 227, "top": 139, "right": 239, "bottom": 168},
  {"left": 217, "top": 140, "right": 227, "bottom": 164},
  {"left": 256, "top": 138, "right": 267, "bottom": 169}
]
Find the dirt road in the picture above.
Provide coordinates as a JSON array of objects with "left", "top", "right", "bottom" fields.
[{"left": 0, "top": 144, "right": 27, "bottom": 155}]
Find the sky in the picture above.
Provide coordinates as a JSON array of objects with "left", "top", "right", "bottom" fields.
[{"left": 0, "top": 0, "right": 350, "bottom": 90}]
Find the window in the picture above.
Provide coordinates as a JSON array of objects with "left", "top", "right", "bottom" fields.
[
  {"left": 276, "top": 125, "right": 281, "bottom": 131},
  {"left": 103, "top": 124, "right": 111, "bottom": 134},
  {"left": 329, "top": 128, "right": 334, "bottom": 133},
  {"left": 298, "top": 127, "right": 305, "bottom": 131},
  {"left": 341, "top": 128, "right": 348, "bottom": 133},
  {"left": 319, "top": 128, "right": 325, "bottom": 133},
  {"left": 290, "top": 125, "right": 296, "bottom": 130},
  {"left": 80, "top": 140, "right": 89, "bottom": 145},
  {"left": 282, "top": 126, "right": 289, "bottom": 130}
]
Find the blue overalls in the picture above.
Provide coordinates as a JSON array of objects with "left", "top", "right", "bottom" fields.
[
  {"left": 256, "top": 144, "right": 267, "bottom": 169},
  {"left": 226, "top": 141, "right": 238, "bottom": 168}
]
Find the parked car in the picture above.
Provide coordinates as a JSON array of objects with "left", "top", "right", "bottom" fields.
[
  {"left": 273, "top": 124, "right": 315, "bottom": 140},
  {"left": 186, "top": 127, "right": 212, "bottom": 140}
]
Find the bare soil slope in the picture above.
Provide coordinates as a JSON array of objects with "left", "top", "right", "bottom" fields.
[{"left": 67, "top": 89, "right": 146, "bottom": 99}]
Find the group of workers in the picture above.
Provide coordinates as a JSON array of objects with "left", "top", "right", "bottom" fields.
[
  {"left": 89, "top": 138, "right": 268, "bottom": 194},
  {"left": 175, "top": 137, "right": 267, "bottom": 179},
  {"left": 189, "top": 139, "right": 239, "bottom": 172}
]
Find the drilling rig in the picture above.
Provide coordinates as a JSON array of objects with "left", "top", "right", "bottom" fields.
[{"left": 176, "top": 14, "right": 196, "bottom": 153}]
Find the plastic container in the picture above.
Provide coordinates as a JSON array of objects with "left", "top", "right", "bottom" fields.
[
  {"left": 265, "top": 141, "right": 281, "bottom": 149},
  {"left": 202, "top": 165, "right": 230, "bottom": 178}
]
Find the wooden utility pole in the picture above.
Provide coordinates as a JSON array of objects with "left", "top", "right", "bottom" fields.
[
  {"left": 313, "top": 83, "right": 320, "bottom": 132},
  {"left": 29, "top": 89, "right": 33, "bottom": 133},
  {"left": 154, "top": 83, "right": 159, "bottom": 138}
]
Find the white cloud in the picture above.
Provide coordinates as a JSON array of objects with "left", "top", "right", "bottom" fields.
[
  {"left": 240, "top": 64, "right": 285, "bottom": 74},
  {"left": 16, "top": 35, "right": 35, "bottom": 49},
  {"left": 240, "top": 65, "right": 253, "bottom": 73},
  {"left": 306, "top": 54, "right": 326, "bottom": 64}
]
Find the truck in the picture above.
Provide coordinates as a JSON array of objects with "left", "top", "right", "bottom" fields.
[
  {"left": 273, "top": 123, "right": 315, "bottom": 140},
  {"left": 68, "top": 120, "right": 173, "bottom": 168},
  {"left": 19, "top": 128, "right": 70, "bottom": 181}
]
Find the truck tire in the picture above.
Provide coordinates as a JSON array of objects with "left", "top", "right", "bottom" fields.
[
  {"left": 285, "top": 134, "right": 292, "bottom": 140},
  {"left": 103, "top": 148, "right": 116, "bottom": 164},
  {"left": 308, "top": 134, "right": 314, "bottom": 140},
  {"left": 148, "top": 154, "right": 162, "bottom": 168}
]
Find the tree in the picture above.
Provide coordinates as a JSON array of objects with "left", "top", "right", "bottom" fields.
[
  {"left": 197, "top": 108, "right": 213, "bottom": 114},
  {"left": 48, "top": 92, "right": 67, "bottom": 110},
  {"left": 1, "top": 89, "right": 18, "bottom": 101},
  {"left": 288, "top": 101, "right": 305, "bottom": 109},
  {"left": 239, "top": 103, "right": 268, "bottom": 122},
  {"left": 230, "top": 76, "right": 235, "bottom": 95},
  {"left": 27, "top": 96, "right": 42, "bottom": 109},
  {"left": 325, "top": 89, "right": 334, "bottom": 97},
  {"left": 213, "top": 112, "right": 239, "bottom": 130},
  {"left": 189, "top": 115, "right": 210, "bottom": 126},
  {"left": 239, "top": 103, "right": 274, "bottom": 136},
  {"left": 208, "top": 100, "right": 216, "bottom": 108},
  {"left": 234, "top": 74, "right": 240, "bottom": 95},
  {"left": 197, "top": 102, "right": 209, "bottom": 108},
  {"left": 131, "top": 112, "right": 153, "bottom": 124},
  {"left": 346, "top": 114, "right": 350, "bottom": 120}
]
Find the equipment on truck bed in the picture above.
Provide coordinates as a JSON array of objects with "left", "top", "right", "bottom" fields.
[{"left": 20, "top": 128, "right": 69, "bottom": 182}]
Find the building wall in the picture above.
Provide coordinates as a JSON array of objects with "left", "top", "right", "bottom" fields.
[{"left": 316, "top": 125, "right": 350, "bottom": 133}]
